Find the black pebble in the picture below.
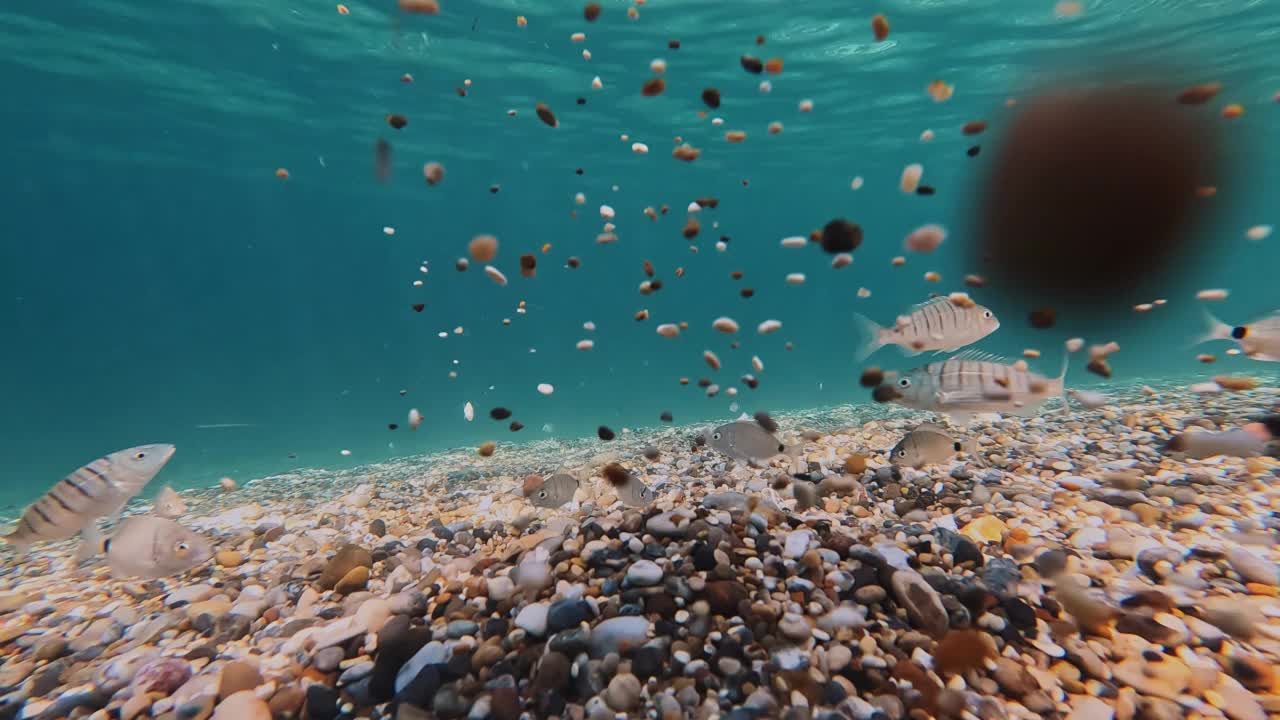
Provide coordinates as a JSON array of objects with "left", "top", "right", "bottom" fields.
[
  {"left": 576, "top": 97, "right": 586, "bottom": 105},
  {"left": 660, "top": 411, "right": 673, "bottom": 422},
  {"left": 632, "top": 646, "right": 665, "bottom": 679},
  {"left": 388, "top": 423, "right": 398, "bottom": 430},
  {"left": 509, "top": 421, "right": 524, "bottom": 432},
  {"left": 820, "top": 218, "right": 863, "bottom": 254},
  {"left": 411, "top": 304, "right": 425, "bottom": 313},
  {"left": 489, "top": 407, "right": 512, "bottom": 420},
  {"left": 305, "top": 684, "right": 340, "bottom": 720},
  {"left": 597, "top": 425, "right": 616, "bottom": 441},
  {"left": 967, "top": 145, "right": 981, "bottom": 157},
  {"left": 916, "top": 185, "right": 936, "bottom": 195}
]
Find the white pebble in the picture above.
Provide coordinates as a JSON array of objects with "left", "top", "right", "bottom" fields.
[
  {"left": 798, "top": 99, "right": 814, "bottom": 113},
  {"left": 632, "top": 142, "right": 649, "bottom": 154},
  {"left": 574, "top": 192, "right": 586, "bottom": 205},
  {"left": 583, "top": 321, "right": 596, "bottom": 331},
  {"left": 712, "top": 317, "right": 739, "bottom": 333},
  {"left": 920, "top": 129, "right": 935, "bottom": 142},
  {"left": 711, "top": 117, "right": 724, "bottom": 126},
  {"left": 340, "top": 449, "right": 352, "bottom": 456},
  {"left": 850, "top": 176, "right": 864, "bottom": 190},
  {"left": 600, "top": 205, "right": 615, "bottom": 219},
  {"left": 413, "top": 280, "right": 423, "bottom": 287},
  {"left": 687, "top": 202, "right": 702, "bottom": 214},
  {"left": 752, "top": 355, "right": 764, "bottom": 372},
  {"left": 408, "top": 408, "right": 423, "bottom": 430},
  {"left": 857, "top": 287, "right": 871, "bottom": 298},
  {"left": 715, "top": 241, "right": 727, "bottom": 252},
  {"left": 758, "top": 80, "right": 772, "bottom": 93},
  {"left": 757, "top": 319, "right": 782, "bottom": 334},
  {"left": 591, "top": 76, "right": 602, "bottom": 90},
  {"left": 780, "top": 236, "right": 807, "bottom": 249},
  {"left": 464, "top": 402, "right": 475, "bottom": 421},
  {"left": 1190, "top": 382, "right": 1222, "bottom": 394},
  {"left": 785, "top": 273, "right": 806, "bottom": 285},
  {"left": 571, "top": 32, "right": 586, "bottom": 42},
  {"left": 582, "top": 49, "right": 591, "bottom": 60},
  {"left": 1196, "top": 288, "right": 1228, "bottom": 301},
  {"left": 1246, "top": 225, "right": 1272, "bottom": 241},
  {"left": 576, "top": 339, "right": 594, "bottom": 350},
  {"left": 832, "top": 253, "right": 852, "bottom": 269},
  {"left": 904, "top": 224, "right": 946, "bottom": 253},
  {"left": 537, "top": 383, "right": 554, "bottom": 396},
  {"left": 484, "top": 265, "right": 508, "bottom": 286},
  {"left": 383, "top": 226, "right": 395, "bottom": 235},
  {"left": 1065, "top": 337, "right": 1085, "bottom": 353},
  {"left": 656, "top": 323, "right": 680, "bottom": 338},
  {"left": 650, "top": 58, "right": 666, "bottom": 74}
]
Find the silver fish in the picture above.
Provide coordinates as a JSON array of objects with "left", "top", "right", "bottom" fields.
[
  {"left": 81, "top": 516, "right": 212, "bottom": 579},
  {"left": 855, "top": 297, "right": 1000, "bottom": 361},
  {"left": 603, "top": 465, "right": 655, "bottom": 508},
  {"left": 882, "top": 350, "right": 1069, "bottom": 424},
  {"left": 708, "top": 421, "right": 791, "bottom": 464},
  {"left": 3, "top": 444, "right": 176, "bottom": 552},
  {"left": 1161, "top": 428, "right": 1264, "bottom": 459},
  {"left": 528, "top": 473, "right": 578, "bottom": 509},
  {"left": 890, "top": 423, "right": 978, "bottom": 468},
  {"left": 153, "top": 486, "right": 187, "bottom": 519},
  {"left": 1199, "top": 308, "right": 1280, "bottom": 361}
]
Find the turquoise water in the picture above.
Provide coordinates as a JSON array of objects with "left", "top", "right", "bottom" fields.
[{"left": 2, "top": 0, "right": 1279, "bottom": 507}]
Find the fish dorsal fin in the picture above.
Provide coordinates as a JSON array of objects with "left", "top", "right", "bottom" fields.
[
  {"left": 946, "top": 348, "right": 1015, "bottom": 365},
  {"left": 914, "top": 422, "right": 950, "bottom": 434},
  {"left": 907, "top": 296, "right": 953, "bottom": 313},
  {"left": 735, "top": 412, "right": 751, "bottom": 422}
]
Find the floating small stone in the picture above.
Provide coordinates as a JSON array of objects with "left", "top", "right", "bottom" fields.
[
  {"left": 1087, "top": 358, "right": 1112, "bottom": 378},
  {"left": 724, "top": 129, "right": 747, "bottom": 143},
  {"left": 752, "top": 355, "right": 764, "bottom": 372},
  {"left": 337, "top": 4, "right": 350, "bottom": 14},
  {"left": 634, "top": 309, "right": 649, "bottom": 321},
  {"left": 591, "top": 76, "right": 602, "bottom": 90},
  {"left": 641, "top": 78, "right": 666, "bottom": 96},
  {"left": 1055, "top": 1, "right": 1083, "bottom": 16},
  {"left": 489, "top": 407, "right": 512, "bottom": 421},
  {"left": 1177, "top": 83, "right": 1221, "bottom": 105},
  {"left": 905, "top": 224, "right": 946, "bottom": 253},
  {"left": 469, "top": 235, "right": 498, "bottom": 262},
  {"left": 704, "top": 350, "right": 721, "bottom": 370},
  {"left": 821, "top": 218, "right": 863, "bottom": 254},
  {"left": 478, "top": 441, "right": 496, "bottom": 457},
  {"left": 871, "top": 13, "right": 889, "bottom": 40},
  {"left": 923, "top": 271, "right": 941, "bottom": 282},
  {"left": 387, "top": 113, "right": 408, "bottom": 129},
  {"left": 758, "top": 319, "right": 782, "bottom": 334},
  {"left": 850, "top": 176, "right": 863, "bottom": 189},
  {"left": 1197, "top": 353, "right": 1216, "bottom": 363},
  {"left": 399, "top": 0, "right": 439, "bottom": 12},
  {"left": 411, "top": 303, "right": 425, "bottom": 313},
  {"left": 660, "top": 411, "right": 673, "bottom": 421},
  {"left": 631, "top": 142, "right": 649, "bottom": 154},
  {"left": 484, "top": 266, "right": 508, "bottom": 286},
  {"left": 408, "top": 408, "right": 423, "bottom": 430},
  {"left": 859, "top": 367, "right": 884, "bottom": 387},
  {"left": 831, "top": 253, "right": 853, "bottom": 269},
  {"left": 920, "top": 129, "right": 935, "bottom": 142},
  {"left": 582, "top": 49, "right": 592, "bottom": 60},
  {"left": 597, "top": 425, "right": 616, "bottom": 441},
  {"left": 682, "top": 218, "right": 700, "bottom": 238},
  {"left": 1214, "top": 375, "right": 1257, "bottom": 391},
  {"left": 583, "top": 321, "right": 596, "bottom": 331},
  {"left": 1029, "top": 308, "right": 1057, "bottom": 329},
  {"left": 340, "top": 449, "right": 352, "bottom": 456},
  {"left": 967, "top": 145, "right": 981, "bottom": 157},
  {"left": 673, "top": 144, "right": 701, "bottom": 161},
  {"left": 577, "top": 339, "right": 594, "bottom": 350},
  {"left": 740, "top": 55, "right": 764, "bottom": 73},
  {"left": 627, "top": 6, "right": 637, "bottom": 18},
  {"left": 764, "top": 57, "right": 783, "bottom": 73},
  {"left": 383, "top": 226, "right": 396, "bottom": 236},
  {"left": 712, "top": 317, "right": 739, "bottom": 333},
  {"left": 275, "top": 167, "right": 289, "bottom": 179},
  {"left": 598, "top": 205, "right": 616, "bottom": 220},
  {"left": 1246, "top": 225, "right": 1272, "bottom": 241},
  {"left": 799, "top": 98, "right": 814, "bottom": 112},
  {"left": 927, "top": 80, "right": 953, "bottom": 102},
  {"left": 650, "top": 58, "right": 667, "bottom": 74},
  {"left": 583, "top": 2, "right": 601, "bottom": 20},
  {"left": 220, "top": 477, "right": 238, "bottom": 491},
  {"left": 785, "top": 273, "right": 806, "bottom": 285},
  {"left": 961, "top": 120, "right": 988, "bottom": 135},
  {"left": 758, "top": 80, "right": 772, "bottom": 93},
  {"left": 1065, "top": 337, "right": 1084, "bottom": 352},
  {"left": 535, "top": 103, "right": 558, "bottom": 128},
  {"left": 423, "top": 162, "right": 445, "bottom": 185},
  {"left": 570, "top": 32, "right": 586, "bottom": 42},
  {"left": 516, "top": 15, "right": 527, "bottom": 26},
  {"left": 657, "top": 323, "right": 680, "bottom": 338},
  {"left": 509, "top": 421, "right": 524, "bottom": 432},
  {"left": 519, "top": 254, "right": 537, "bottom": 278},
  {"left": 741, "top": 288, "right": 755, "bottom": 298},
  {"left": 1132, "top": 302, "right": 1154, "bottom": 312},
  {"left": 567, "top": 257, "right": 581, "bottom": 269},
  {"left": 702, "top": 88, "right": 722, "bottom": 109},
  {"left": 1222, "top": 103, "right": 1244, "bottom": 119},
  {"left": 900, "top": 163, "right": 923, "bottom": 193},
  {"left": 1189, "top": 381, "right": 1220, "bottom": 393}
]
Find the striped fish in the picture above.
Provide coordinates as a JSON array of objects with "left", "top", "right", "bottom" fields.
[
  {"left": 854, "top": 296, "right": 1000, "bottom": 361},
  {"left": 2, "top": 444, "right": 176, "bottom": 553},
  {"left": 883, "top": 351, "right": 1069, "bottom": 424}
]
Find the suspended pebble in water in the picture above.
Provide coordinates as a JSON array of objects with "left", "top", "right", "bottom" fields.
[
  {"left": 1065, "top": 338, "right": 1085, "bottom": 353},
  {"left": 632, "top": 142, "right": 649, "bottom": 154},
  {"left": 851, "top": 176, "right": 864, "bottom": 190},
  {"left": 657, "top": 323, "right": 680, "bottom": 338},
  {"left": 577, "top": 339, "right": 594, "bottom": 350},
  {"left": 752, "top": 355, "right": 764, "bottom": 372},
  {"left": 591, "top": 76, "right": 602, "bottom": 90},
  {"left": 340, "top": 449, "right": 352, "bottom": 456},
  {"left": 485, "top": 266, "right": 508, "bottom": 286},
  {"left": 832, "top": 253, "right": 852, "bottom": 268},
  {"left": 920, "top": 129, "right": 935, "bottom": 142},
  {"left": 220, "top": 477, "right": 238, "bottom": 491},
  {"left": 905, "top": 224, "right": 946, "bottom": 253},
  {"left": 785, "top": 273, "right": 806, "bottom": 285},
  {"left": 574, "top": 192, "right": 585, "bottom": 205},
  {"left": 857, "top": 287, "right": 871, "bottom": 298},
  {"left": 1196, "top": 288, "right": 1228, "bottom": 301},
  {"left": 1246, "top": 225, "right": 1272, "bottom": 240},
  {"left": 799, "top": 99, "right": 814, "bottom": 112},
  {"left": 758, "top": 319, "right": 782, "bottom": 334},
  {"left": 408, "top": 408, "right": 423, "bottom": 430},
  {"left": 583, "top": 321, "right": 596, "bottom": 331},
  {"left": 537, "top": 383, "right": 554, "bottom": 395},
  {"left": 900, "top": 164, "right": 923, "bottom": 193},
  {"left": 712, "top": 317, "right": 739, "bottom": 333},
  {"left": 464, "top": 402, "right": 475, "bottom": 421},
  {"left": 780, "top": 236, "right": 807, "bottom": 248}
]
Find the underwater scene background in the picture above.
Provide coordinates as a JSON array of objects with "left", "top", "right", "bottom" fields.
[{"left": 2, "top": 0, "right": 1279, "bottom": 508}]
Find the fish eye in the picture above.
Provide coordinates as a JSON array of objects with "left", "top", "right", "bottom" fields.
[
  {"left": 134, "top": 452, "right": 146, "bottom": 459},
  {"left": 712, "top": 433, "right": 721, "bottom": 440},
  {"left": 897, "top": 449, "right": 906, "bottom": 457},
  {"left": 538, "top": 491, "right": 546, "bottom": 498},
  {"left": 898, "top": 378, "right": 911, "bottom": 388},
  {"left": 983, "top": 310, "right": 992, "bottom": 318}
]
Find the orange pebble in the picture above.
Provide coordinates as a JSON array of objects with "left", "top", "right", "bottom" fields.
[
  {"left": 1247, "top": 583, "right": 1278, "bottom": 597},
  {"left": 725, "top": 130, "right": 747, "bottom": 143},
  {"left": 541, "top": 243, "right": 552, "bottom": 253},
  {"left": 871, "top": 14, "right": 889, "bottom": 41},
  {"left": 1197, "top": 186, "right": 1217, "bottom": 198},
  {"left": 337, "top": 4, "right": 350, "bottom": 14},
  {"left": 516, "top": 15, "right": 527, "bottom": 26},
  {"left": 1222, "top": 103, "right": 1244, "bottom": 119},
  {"left": 275, "top": 168, "right": 290, "bottom": 179},
  {"left": 764, "top": 58, "right": 783, "bottom": 74}
]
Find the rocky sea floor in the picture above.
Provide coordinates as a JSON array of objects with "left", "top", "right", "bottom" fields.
[{"left": 3, "top": 382, "right": 1280, "bottom": 720}]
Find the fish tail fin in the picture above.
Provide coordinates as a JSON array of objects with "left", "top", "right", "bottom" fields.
[
  {"left": 852, "top": 313, "right": 886, "bottom": 364},
  {"left": 1194, "top": 306, "right": 1234, "bottom": 348},
  {"left": 1, "top": 532, "right": 31, "bottom": 556},
  {"left": 958, "top": 437, "right": 981, "bottom": 457},
  {"left": 74, "top": 524, "right": 107, "bottom": 564},
  {"left": 1057, "top": 351, "right": 1071, "bottom": 416}
]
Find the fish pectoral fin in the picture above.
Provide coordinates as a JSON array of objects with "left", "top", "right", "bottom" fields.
[
  {"left": 1009, "top": 403, "right": 1041, "bottom": 418},
  {"left": 936, "top": 390, "right": 983, "bottom": 405},
  {"left": 74, "top": 524, "right": 107, "bottom": 564}
]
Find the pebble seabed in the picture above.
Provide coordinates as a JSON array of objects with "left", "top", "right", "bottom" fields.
[{"left": 3, "top": 380, "right": 1280, "bottom": 720}]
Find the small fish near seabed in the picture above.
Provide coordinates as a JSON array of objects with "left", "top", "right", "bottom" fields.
[
  {"left": 874, "top": 350, "right": 1069, "bottom": 424},
  {"left": 526, "top": 473, "right": 579, "bottom": 509},
  {"left": 854, "top": 296, "right": 1000, "bottom": 361},
  {"left": 78, "top": 516, "right": 212, "bottom": 579},
  {"left": 707, "top": 419, "right": 799, "bottom": 466},
  {"left": 153, "top": 486, "right": 187, "bottom": 519},
  {"left": 601, "top": 463, "right": 655, "bottom": 508},
  {"left": 2, "top": 444, "right": 176, "bottom": 553},
  {"left": 890, "top": 423, "right": 980, "bottom": 468},
  {"left": 1161, "top": 428, "right": 1267, "bottom": 460},
  {"left": 1198, "top": 308, "right": 1280, "bottom": 361}
]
